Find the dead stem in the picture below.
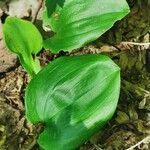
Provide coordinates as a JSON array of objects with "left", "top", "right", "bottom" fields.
[
  {"left": 121, "top": 42, "right": 150, "bottom": 46},
  {"left": 32, "top": 0, "right": 43, "bottom": 23},
  {"left": 126, "top": 136, "right": 150, "bottom": 150}
]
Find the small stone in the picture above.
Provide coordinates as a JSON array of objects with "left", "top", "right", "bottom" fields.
[
  {"left": 8, "top": 0, "right": 40, "bottom": 18},
  {"left": 0, "top": 8, "right": 3, "bottom": 17}
]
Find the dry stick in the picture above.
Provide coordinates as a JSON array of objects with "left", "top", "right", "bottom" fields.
[
  {"left": 103, "top": 41, "right": 150, "bottom": 53},
  {"left": 99, "top": 41, "right": 150, "bottom": 53},
  {"left": 94, "top": 144, "right": 103, "bottom": 150},
  {"left": 126, "top": 136, "right": 150, "bottom": 150},
  {"left": 121, "top": 42, "right": 150, "bottom": 46},
  {"left": 32, "top": 0, "right": 44, "bottom": 23}
]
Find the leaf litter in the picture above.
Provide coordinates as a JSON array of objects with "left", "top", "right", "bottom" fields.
[{"left": 0, "top": 0, "right": 150, "bottom": 150}]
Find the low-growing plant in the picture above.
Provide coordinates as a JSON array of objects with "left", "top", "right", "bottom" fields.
[
  {"left": 3, "top": 17, "right": 43, "bottom": 77},
  {"left": 3, "top": 0, "right": 130, "bottom": 149}
]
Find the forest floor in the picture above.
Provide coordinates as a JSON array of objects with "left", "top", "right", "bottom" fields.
[{"left": 0, "top": 0, "right": 150, "bottom": 150}]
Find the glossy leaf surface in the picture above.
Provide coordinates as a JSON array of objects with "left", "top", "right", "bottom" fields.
[
  {"left": 25, "top": 54, "right": 120, "bottom": 150},
  {"left": 43, "top": 0, "right": 130, "bottom": 53},
  {"left": 3, "top": 17, "right": 43, "bottom": 76}
]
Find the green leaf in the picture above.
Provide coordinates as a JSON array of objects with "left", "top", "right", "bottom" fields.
[
  {"left": 3, "top": 17, "right": 43, "bottom": 76},
  {"left": 25, "top": 54, "right": 120, "bottom": 150},
  {"left": 43, "top": 0, "right": 130, "bottom": 53},
  {"left": 45, "top": 0, "right": 65, "bottom": 16}
]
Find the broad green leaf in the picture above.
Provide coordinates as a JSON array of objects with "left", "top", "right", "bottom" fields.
[
  {"left": 3, "top": 17, "right": 43, "bottom": 76},
  {"left": 43, "top": 0, "right": 130, "bottom": 53},
  {"left": 25, "top": 54, "right": 120, "bottom": 150}
]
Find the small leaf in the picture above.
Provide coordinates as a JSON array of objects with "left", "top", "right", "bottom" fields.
[
  {"left": 115, "top": 111, "right": 129, "bottom": 124},
  {"left": 25, "top": 54, "right": 120, "bottom": 150},
  {"left": 3, "top": 17, "right": 43, "bottom": 76},
  {"left": 43, "top": 0, "right": 130, "bottom": 53},
  {"left": 128, "top": 107, "right": 138, "bottom": 120}
]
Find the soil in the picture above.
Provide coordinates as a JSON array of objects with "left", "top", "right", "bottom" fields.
[{"left": 0, "top": 0, "right": 150, "bottom": 150}]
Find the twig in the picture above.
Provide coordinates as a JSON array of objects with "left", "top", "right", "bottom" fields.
[
  {"left": 94, "top": 144, "right": 103, "bottom": 150},
  {"left": 126, "top": 136, "right": 150, "bottom": 150},
  {"left": 121, "top": 42, "right": 150, "bottom": 46},
  {"left": 32, "top": 0, "right": 43, "bottom": 23}
]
